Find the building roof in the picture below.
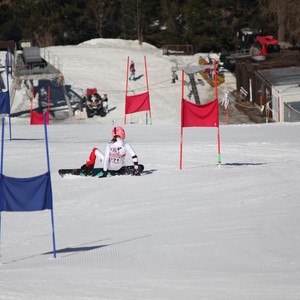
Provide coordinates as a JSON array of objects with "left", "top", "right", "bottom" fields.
[
  {"left": 235, "top": 51, "right": 300, "bottom": 74},
  {"left": 256, "top": 67, "right": 300, "bottom": 86}
]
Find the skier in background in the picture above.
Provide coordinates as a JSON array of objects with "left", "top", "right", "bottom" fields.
[
  {"left": 129, "top": 61, "right": 135, "bottom": 80},
  {"left": 80, "top": 126, "right": 140, "bottom": 177},
  {"left": 102, "top": 93, "right": 108, "bottom": 114}
]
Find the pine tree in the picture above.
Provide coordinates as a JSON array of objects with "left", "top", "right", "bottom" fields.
[{"left": 1, "top": 0, "right": 300, "bottom": 49}]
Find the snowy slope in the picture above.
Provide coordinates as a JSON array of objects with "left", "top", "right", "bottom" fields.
[
  {"left": 0, "top": 40, "right": 300, "bottom": 300},
  {"left": 7, "top": 39, "right": 242, "bottom": 126}
]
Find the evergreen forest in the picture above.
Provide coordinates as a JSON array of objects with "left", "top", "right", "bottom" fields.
[{"left": 0, "top": 0, "right": 299, "bottom": 52}]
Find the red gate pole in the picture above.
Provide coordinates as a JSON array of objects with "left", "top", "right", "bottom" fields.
[
  {"left": 124, "top": 56, "right": 130, "bottom": 124},
  {"left": 179, "top": 70, "right": 184, "bottom": 170}
]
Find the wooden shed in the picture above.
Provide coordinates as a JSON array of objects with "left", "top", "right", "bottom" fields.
[
  {"left": 255, "top": 67, "right": 300, "bottom": 122},
  {"left": 235, "top": 51, "right": 300, "bottom": 121}
]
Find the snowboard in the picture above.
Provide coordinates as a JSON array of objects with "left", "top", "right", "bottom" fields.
[{"left": 58, "top": 164, "right": 144, "bottom": 177}]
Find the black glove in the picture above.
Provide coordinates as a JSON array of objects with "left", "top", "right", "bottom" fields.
[
  {"left": 81, "top": 164, "right": 94, "bottom": 176},
  {"left": 99, "top": 170, "right": 108, "bottom": 178},
  {"left": 132, "top": 167, "right": 140, "bottom": 176}
]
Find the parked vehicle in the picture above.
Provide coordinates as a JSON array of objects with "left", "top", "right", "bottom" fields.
[
  {"left": 83, "top": 88, "right": 107, "bottom": 118},
  {"left": 220, "top": 28, "right": 280, "bottom": 72}
]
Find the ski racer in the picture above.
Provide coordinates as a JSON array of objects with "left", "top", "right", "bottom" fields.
[
  {"left": 80, "top": 126, "right": 140, "bottom": 177},
  {"left": 129, "top": 61, "right": 135, "bottom": 80}
]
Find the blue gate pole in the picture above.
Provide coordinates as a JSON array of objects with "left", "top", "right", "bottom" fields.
[
  {"left": 43, "top": 114, "right": 57, "bottom": 258},
  {"left": 1, "top": 117, "right": 4, "bottom": 174},
  {"left": 0, "top": 117, "right": 5, "bottom": 257}
]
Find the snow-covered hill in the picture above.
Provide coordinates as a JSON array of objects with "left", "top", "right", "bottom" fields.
[{"left": 4, "top": 38, "right": 244, "bottom": 126}]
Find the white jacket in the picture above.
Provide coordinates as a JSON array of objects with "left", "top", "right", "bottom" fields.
[{"left": 103, "top": 138, "right": 137, "bottom": 171}]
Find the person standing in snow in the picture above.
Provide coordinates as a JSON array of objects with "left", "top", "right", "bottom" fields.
[
  {"left": 129, "top": 61, "right": 135, "bottom": 80},
  {"left": 80, "top": 126, "right": 140, "bottom": 177},
  {"left": 102, "top": 93, "right": 108, "bottom": 114}
]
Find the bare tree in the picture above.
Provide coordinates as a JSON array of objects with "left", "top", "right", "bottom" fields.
[
  {"left": 34, "top": 31, "right": 55, "bottom": 47},
  {"left": 285, "top": 0, "right": 300, "bottom": 46},
  {"left": 136, "top": 0, "right": 143, "bottom": 44},
  {"left": 87, "top": 0, "right": 115, "bottom": 38},
  {"left": 267, "top": 0, "right": 300, "bottom": 45}
]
